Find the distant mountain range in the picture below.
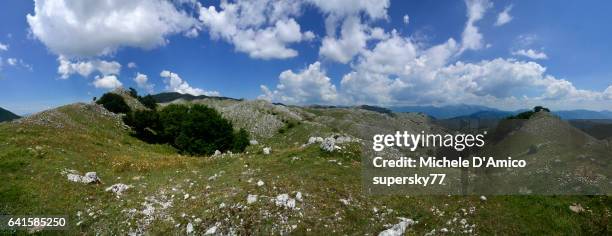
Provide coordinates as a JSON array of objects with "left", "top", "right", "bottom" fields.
[
  {"left": 151, "top": 92, "right": 240, "bottom": 103},
  {"left": 0, "top": 107, "right": 20, "bottom": 122},
  {"left": 390, "top": 104, "right": 612, "bottom": 120}
]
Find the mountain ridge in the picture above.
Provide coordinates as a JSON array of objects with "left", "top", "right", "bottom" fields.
[{"left": 0, "top": 106, "right": 20, "bottom": 122}]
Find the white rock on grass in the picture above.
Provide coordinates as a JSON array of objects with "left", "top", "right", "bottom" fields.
[
  {"left": 213, "top": 150, "right": 221, "bottom": 156},
  {"left": 287, "top": 199, "right": 296, "bottom": 208},
  {"left": 249, "top": 140, "right": 259, "bottom": 145},
  {"left": 105, "top": 183, "right": 130, "bottom": 196},
  {"left": 204, "top": 225, "right": 218, "bottom": 235},
  {"left": 247, "top": 194, "right": 258, "bottom": 204},
  {"left": 67, "top": 174, "right": 84, "bottom": 183},
  {"left": 66, "top": 171, "right": 100, "bottom": 184},
  {"left": 320, "top": 137, "right": 336, "bottom": 152},
  {"left": 83, "top": 172, "right": 100, "bottom": 183},
  {"left": 339, "top": 198, "right": 350, "bottom": 206},
  {"left": 307, "top": 137, "right": 324, "bottom": 145},
  {"left": 480, "top": 195, "right": 487, "bottom": 201},
  {"left": 335, "top": 136, "right": 352, "bottom": 143},
  {"left": 257, "top": 180, "right": 265, "bottom": 187},
  {"left": 295, "top": 192, "right": 303, "bottom": 202},
  {"left": 378, "top": 218, "right": 416, "bottom": 236},
  {"left": 263, "top": 147, "right": 271, "bottom": 155},
  {"left": 569, "top": 204, "right": 585, "bottom": 213},
  {"left": 186, "top": 222, "right": 194, "bottom": 234},
  {"left": 275, "top": 194, "right": 296, "bottom": 209}
]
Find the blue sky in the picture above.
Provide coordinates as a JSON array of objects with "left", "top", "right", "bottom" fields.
[{"left": 0, "top": 0, "right": 611, "bottom": 115}]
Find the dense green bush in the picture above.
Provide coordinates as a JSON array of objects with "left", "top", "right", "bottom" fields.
[
  {"left": 174, "top": 105, "right": 235, "bottom": 155},
  {"left": 97, "top": 93, "right": 131, "bottom": 114},
  {"left": 123, "top": 110, "right": 160, "bottom": 143},
  {"left": 232, "top": 128, "right": 250, "bottom": 152},
  {"left": 506, "top": 106, "right": 550, "bottom": 120},
  {"left": 139, "top": 95, "right": 158, "bottom": 110},
  {"left": 123, "top": 104, "right": 249, "bottom": 156},
  {"left": 158, "top": 104, "right": 189, "bottom": 142}
]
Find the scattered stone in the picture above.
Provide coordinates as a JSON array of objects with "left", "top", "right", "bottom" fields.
[
  {"left": 105, "top": 183, "right": 130, "bottom": 196},
  {"left": 295, "top": 192, "right": 303, "bottom": 202},
  {"left": 569, "top": 204, "right": 585, "bottom": 213},
  {"left": 247, "top": 194, "right": 258, "bottom": 204},
  {"left": 480, "top": 195, "right": 487, "bottom": 201},
  {"left": 257, "top": 180, "right": 265, "bottom": 187},
  {"left": 249, "top": 140, "right": 259, "bottom": 145},
  {"left": 320, "top": 138, "right": 336, "bottom": 152},
  {"left": 67, "top": 174, "right": 83, "bottom": 183},
  {"left": 307, "top": 136, "right": 324, "bottom": 145},
  {"left": 213, "top": 150, "right": 221, "bottom": 156},
  {"left": 263, "top": 147, "right": 271, "bottom": 155},
  {"left": 184, "top": 194, "right": 190, "bottom": 200},
  {"left": 83, "top": 172, "right": 100, "bottom": 183},
  {"left": 65, "top": 171, "right": 100, "bottom": 184},
  {"left": 339, "top": 198, "right": 350, "bottom": 206},
  {"left": 204, "top": 225, "right": 218, "bottom": 235},
  {"left": 186, "top": 222, "right": 194, "bottom": 234},
  {"left": 275, "top": 194, "right": 296, "bottom": 209},
  {"left": 378, "top": 218, "right": 416, "bottom": 236}
]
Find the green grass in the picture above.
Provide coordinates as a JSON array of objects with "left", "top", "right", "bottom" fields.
[{"left": 0, "top": 104, "right": 610, "bottom": 235}]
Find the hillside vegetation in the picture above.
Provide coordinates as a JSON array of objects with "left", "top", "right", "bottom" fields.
[
  {"left": 0, "top": 98, "right": 610, "bottom": 235},
  {"left": 0, "top": 107, "right": 20, "bottom": 122}
]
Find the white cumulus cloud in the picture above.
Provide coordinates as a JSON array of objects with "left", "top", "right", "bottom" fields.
[
  {"left": 160, "top": 70, "right": 219, "bottom": 96},
  {"left": 133, "top": 73, "right": 154, "bottom": 93},
  {"left": 0, "top": 42, "right": 7, "bottom": 51},
  {"left": 403, "top": 14, "right": 410, "bottom": 25},
  {"left": 512, "top": 49, "right": 548, "bottom": 60},
  {"left": 7, "top": 58, "right": 17, "bottom": 66},
  {"left": 259, "top": 62, "right": 339, "bottom": 104},
  {"left": 494, "top": 5, "right": 513, "bottom": 26},
  {"left": 460, "top": 0, "right": 492, "bottom": 52},
  {"left": 6, "top": 58, "right": 33, "bottom": 71},
  {"left": 307, "top": 0, "right": 389, "bottom": 19},
  {"left": 93, "top": 75, "right": 123, "bottom": 89},
  {"left": 315, "top": 0, "right": 391, "bottom": 63},
  {"left": 198, "top": 0, "right": 314, "bottom": 59},
  {"left": 319, "top": 16, "right": 369, "bottom": 63},
  {"left": 27, "top": 0, "right": 197, "bottom": 58},
  {"left": 57, "top": 57, "right": 121, "bottom": 79}
]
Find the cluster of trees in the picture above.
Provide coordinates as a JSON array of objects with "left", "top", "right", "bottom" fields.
[
  {"left": 506, "top": 106, "right": 551, "bottom": 120},
  {"left": 96, "top": 93, "right": 131, "bottom": 114},
  {"left": 128, "top": 88, "right": 157, "bottom": 110},
  {"left": 97, "top": 90, "right": 249, "bottom": 156}
]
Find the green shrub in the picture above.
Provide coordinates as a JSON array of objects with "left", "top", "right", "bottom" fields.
[
  {"left": 124, "top": 104, "right": 249, "bottom": 156},
  {"left": 139, "top": 95, "right": 158, "bottom": 110},
  {"left": 506, "top": 106, "right": 550, "bottom": 120},
  {"left": 97, "top": 93, "right": 131, "bottom": 114},
  {"left": 123, "top": 110, "right": 160, "bottom": 143},
  {"left": 173, "top": 105, "right": 235, "bottom": 155},
  {"left": 278, "top": 120, "right": 300, "bottom": 134},
  {"left": 232, "top": 128, "right": 250, "bottom": 152},
  {"left": 158, "top": 104, "right": 189, "bottom": 143}
]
